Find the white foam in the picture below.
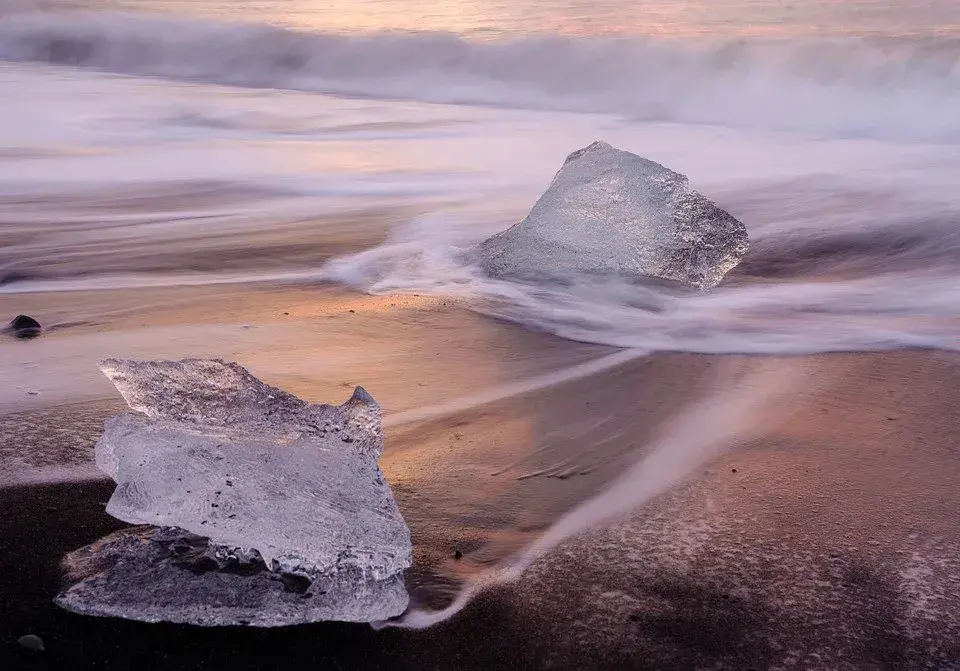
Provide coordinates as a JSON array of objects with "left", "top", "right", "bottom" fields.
[
  {"left": 323, "top": 195, "right": 960, "bottom": 356},
  {"left": 384, "top": 349, "right": 644, "bottom": 427},
  {"left": 382, "top": 358, "right": 808, "bottom": 628},
  {"left": 1, "top": 12, "right": 959, "bottom": 141}
]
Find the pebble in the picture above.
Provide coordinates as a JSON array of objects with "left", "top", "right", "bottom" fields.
[
  {"left": 18, "top": 634, "right": 45, "bottom": 652},
  {"left": 7, "top": 315, "right": 42, "bottom": 339}
]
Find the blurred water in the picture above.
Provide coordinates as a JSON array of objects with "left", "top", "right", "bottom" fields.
[{"left": 1, "top": 0, "right": 959, "bottom": 359}]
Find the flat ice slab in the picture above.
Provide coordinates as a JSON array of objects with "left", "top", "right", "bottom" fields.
[
  {"left": 476, "top": 141, "right": 749, "bottom": 290},
  {"left": 56, "top": 358, "right": 411, "bottom": 626},
  {"left": 57, "top": 526, "right": 409, "bottom": 627}
]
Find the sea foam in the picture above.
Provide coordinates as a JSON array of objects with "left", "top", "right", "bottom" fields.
[{"left": 1, "top": 12, "right": 959, "bottom": 141}]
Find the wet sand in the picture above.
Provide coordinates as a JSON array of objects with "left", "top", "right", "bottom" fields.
[
  {"left": 1, "top": 194, "right": 425, "bottom": 287},
  {"left": 2, "top": 285, "right": 959, "bottom": 669}
]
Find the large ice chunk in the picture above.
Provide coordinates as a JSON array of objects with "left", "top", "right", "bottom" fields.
[
  {"left": 476, "top": 141, "right": 749, "bottom": 289},
  {"left": 56, "top": 358, "right": 411, "bottom": 626}
]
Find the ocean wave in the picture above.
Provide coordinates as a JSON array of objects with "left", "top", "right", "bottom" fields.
[
  {"left": 322, "top": 193, "right": 960, "bottom": 356},
  {"left": 1, "top": 11, "right": 960, "bottom": 140}
]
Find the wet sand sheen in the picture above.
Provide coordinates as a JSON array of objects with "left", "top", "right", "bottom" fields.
[{"left": 2, "top": 283, "right": 959, "bottom": 667}]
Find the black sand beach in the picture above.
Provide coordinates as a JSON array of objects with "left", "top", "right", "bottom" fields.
[
  {"left": 4, "top": 0, "right": 960, "bottom": 666},
  {"left": 3, "top": 288, "right": 960, "bottom": 669}
]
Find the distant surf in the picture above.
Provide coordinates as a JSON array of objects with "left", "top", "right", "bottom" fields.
[{"left": 1, "top": 11, "right": 959, "bottom": 141}]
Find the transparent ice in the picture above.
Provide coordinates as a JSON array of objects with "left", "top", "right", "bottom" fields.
[
  {"left": 476, "top": 141, "right": 749, "bottom": 290},
  {"left": 56, "top": 358, "right": 411, "bottom": 626}
]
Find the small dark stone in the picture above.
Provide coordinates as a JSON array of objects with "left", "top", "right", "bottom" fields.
[
  {"left": 348, "top": 310, "right": 355, "bottom": 313},
  {"left": 190, "top": 556, "right": 219, "bottom": 572},
  {"left": 17, "top": 634, "right": 45, "bottom": 652},
  {"left": 7, "top": 314, "right": 41, "bottom": 339},
  {"left": 280, "top": 573, "right": 312, "bottom": 594},
  {"left": 10, "top": 314, "right": 40, "bottom": 329},
  {"left": 731, "top": 468, "right": 738, "bottom": 473},
  {"left": 453, "top": 550, "right": 463, "bottom": 560}
]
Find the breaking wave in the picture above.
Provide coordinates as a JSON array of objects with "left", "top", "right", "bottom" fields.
[
  {"left": 1, "top": 11, "right": 960, "bottom": 140},
  {"left": 323, "top": 189, "right": 960, "bottom": 356}
]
